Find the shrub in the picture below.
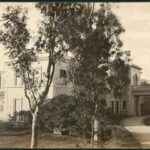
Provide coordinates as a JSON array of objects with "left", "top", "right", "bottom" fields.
[
  {"left": 112, "top": 113, "right": 129, "bottom": 124},
  {"left": 39, "top": 94, "right": 77, "bottom": 134},
  {"left": 4, "top": 110, "right": 32, "bottom": 130},
  {"left": 39, "top": 94, "right": 116, "bottom": 141},
  {"left": 100, "top": 126, "right": 112, "bottom": 142},
  {"left": 0, "top": 121, "right": 15, "bottom": 131}
]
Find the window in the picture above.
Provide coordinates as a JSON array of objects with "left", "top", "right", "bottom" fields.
[
  {"left": 59, "top": 69, "right": 68, "bottom": 85},
  {"left": 59, "top": 69, "right": 67, "bottom": 78},
  {"left": 14, "top": 72, "right": 23, "bottom": 87},
  {"left": 13, "top": 98, "right": 23, "bottom": 113},
  {"left": 133, "top": 74, "right": 138, "bottom": 86},
  {"left": 111, "top": 101, "right": 114, "bottom": 114},
  {"left": 116, "top": 101, "right": 119, "bottom": 114},
  {"left": 123, "top": 101, "right": 127, "bottom": 110}
]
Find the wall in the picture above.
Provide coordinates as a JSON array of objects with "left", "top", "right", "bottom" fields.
[
  {"left": 2, "top": 56, "right": 72, "bottom": 120},
  {"left": 0, "top": 71, "right": 5, "bottom": 120},
  {"left": 128, "top": 66, "right": 142, "bottom": 116},
  {"left": 52, "top": 60, "right": 72, "bottom": 96}
]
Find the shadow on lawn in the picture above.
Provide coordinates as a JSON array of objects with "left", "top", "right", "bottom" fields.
[
  {"left": 110, "top": 125, "right": 142, "bottom": 148},
  {"left": 0, "top": 130, "right": 30, "bottom": 136},
  {"left": 0, "top": 120, "right": 142, "bottom": 148},
  {"left": 143, "top": 116, "right": 150, "bottom": 126}
]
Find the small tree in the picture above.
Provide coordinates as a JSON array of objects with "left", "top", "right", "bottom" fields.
[
  {"left": 69, "top": 3, "right": 130, "bottom": 147},
  {"left": 0, "top": 3, "right": 86, "bottom": 148}
]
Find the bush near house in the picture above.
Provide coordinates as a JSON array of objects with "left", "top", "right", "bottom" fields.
[
  {"left": 0, "top": 94, "right": 127, "bottom": 143},
  {"left": 0, "top": 110, "right": 32, "bottom": 131},
  {"left": 39, "top": 94, "right": 77, "bottom": 135},
  {"left": 112, "top": 113, "right": 129, "bottom": 125},
  {"left": 39, "top": 94, "right": 115, "bottom": 142}
]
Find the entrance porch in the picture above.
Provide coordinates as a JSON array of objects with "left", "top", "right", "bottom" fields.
[{"left": 132, "top": 86, "right": 150, "bottom": 116}]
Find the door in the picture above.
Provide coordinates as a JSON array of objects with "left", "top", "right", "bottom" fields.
[{"left": 141, "top": 99, "right": 150, "bottom": 115}]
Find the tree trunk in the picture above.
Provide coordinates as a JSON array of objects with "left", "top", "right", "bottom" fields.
[
  {"left": 93, "top": 101, "right": 99, "bottom": 148},
  {"left": 31, "top": 106, "right": 39, "bottom": 148},
  {"left": 91, "top": 119, "right": 94, "bottom": 147},
  {"left": 93, "top": 117, "right": 98, "bottom": 147}
]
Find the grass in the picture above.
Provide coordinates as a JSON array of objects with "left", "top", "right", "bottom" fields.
[
  {"left": 111, "top": 125, "right": 141, "bottom": 148},
  {"left": 0, "top": 133, "right": 92, "bottom": 148},
  {"left": 0, "top": 126, "right": 141, "bottom": 148}
]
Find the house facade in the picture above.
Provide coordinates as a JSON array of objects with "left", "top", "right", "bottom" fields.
[
  {"left": 0, "top": 55, "right": 150, "bottom": 121},
  {"left": 0, "top": 55, "right": 73, "bottom": 120},
  {"left": 0, "top": 70, "right": 5, "bottom": 120}
]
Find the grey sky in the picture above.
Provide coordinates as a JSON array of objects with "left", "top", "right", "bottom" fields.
[{"left": 0, "top": 3, "right": 150, "bottom": 80}]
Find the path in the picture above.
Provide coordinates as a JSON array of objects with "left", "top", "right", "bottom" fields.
[{"left": 121, "top": 115, "right": 150, "bottom": 148}]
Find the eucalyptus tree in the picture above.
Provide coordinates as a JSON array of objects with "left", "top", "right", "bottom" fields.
[
  {"left": 0, "top": 3, "right": 86, "bottom": 148},
  {"left": 69, "top": 3, "right": 130, "bottom": 147}
]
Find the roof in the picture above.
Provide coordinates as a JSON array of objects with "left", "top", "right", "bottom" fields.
[
  {"left": 5, "top": 53, "right": 71, "bottom": 64},
  {"left": 130, "top": 64, "right": 142, "bottom": 70}
]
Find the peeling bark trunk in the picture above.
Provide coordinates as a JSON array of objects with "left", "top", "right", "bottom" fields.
[
  {"left": 31, "top": 106, "right": 39, "bottom": 148},
  {"left": 93, "top": 101, "right": 99, "bottom": 148},
  {"left": 93, "top": 117, "right": 98, "bottom": 147},
  {"left": 91, "top": 119, "right": 94, "bottom": 147}
]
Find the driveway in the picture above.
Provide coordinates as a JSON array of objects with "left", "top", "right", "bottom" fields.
[{"left": 121, "top": 115, "right": 150, "bottom": 148}]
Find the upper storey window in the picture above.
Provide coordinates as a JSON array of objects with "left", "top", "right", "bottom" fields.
[
  {"left": 14, "top": 72, "right": 22, "bottom": 87},
  {"left": 133, "top": 74, "right": 139, "bottom": 86},
  {"left": 60, "top": 69, "right": 67, "bottom": 78},
  {"left": 59, "top": 69, "right": 67, "bottom": 85}
]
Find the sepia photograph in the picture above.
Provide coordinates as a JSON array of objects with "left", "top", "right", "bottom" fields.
[{"left": 0, "top": 1, "right": 149, "bottom": 148}]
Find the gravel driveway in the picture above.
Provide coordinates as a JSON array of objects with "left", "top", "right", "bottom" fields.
[{"left": 121, "top": 115, "right": 150, "bottom": 148}]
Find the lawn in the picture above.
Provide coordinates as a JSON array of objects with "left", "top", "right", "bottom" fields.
[
  {"left": 0, "top": 126, "right": 141, "bottom": 148},
  {"left": 0, "top": 133, "right": 91, "bottom": 148}
]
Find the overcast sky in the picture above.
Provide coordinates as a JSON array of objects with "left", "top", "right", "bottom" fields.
[{"left": 0, "top": 2, "right": 150, "bottom": 80}]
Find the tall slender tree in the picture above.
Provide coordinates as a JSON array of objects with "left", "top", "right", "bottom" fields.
[
  {"left": 69, "top": 3, "right": 130, "bottom": 147},
  {"left": 0, "top": 3, "right": 86, "bottom": 148}
]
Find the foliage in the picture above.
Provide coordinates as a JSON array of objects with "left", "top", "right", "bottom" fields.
[
  {"left": 100, "top": 126, "right": 112, "bottom": 142},
  {"left": 0, "top": 2, "right": 131, "bottom": 146},
  {"left": 68, "top": 3, "right": 131, "bottom": 143},
  {"left": 0, "top": 3, "right": 88, "bottom": 148},
  {"left": 0, "top": 121, "right": 14, "bottom": 131},
  {"left": 69, "top": 3, "right": 130, "bottom": 101},
  {"left": 0, "top": 3, "right": 87, "bottom": 113},
  {"left": 39, "top": 94, "right": 114, "bottom": 139},
  {"left": 108, "top": 52, "right": 131, "bottom": 99},
  {"left": 39, "top": 94, "right": 77, "bottom": 133}
]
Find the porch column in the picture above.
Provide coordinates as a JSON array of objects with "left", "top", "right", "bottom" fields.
[
  {"left": 137, "top": 96, "right": 141, "bottom": 116},
  {"left": 114, "top": 99, "right": 116, "bottom": 115}
]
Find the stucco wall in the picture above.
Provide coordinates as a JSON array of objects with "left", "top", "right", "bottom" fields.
[
  {"left": 128, "top": 66, "right": 142, "bottom": 116},
  {"left": 0, "top": 56, "right": 143, "bottom": 120},
  {"left": 2, "top": 56, "right": 72, "bottom": 119}
]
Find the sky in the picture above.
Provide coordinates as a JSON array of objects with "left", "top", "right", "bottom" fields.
[{"left": 0, "top": 2, "right": 150, "bottom": 80}]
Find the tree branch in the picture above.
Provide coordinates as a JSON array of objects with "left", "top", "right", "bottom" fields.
[
  {"left": 22, "top": 72, "right": 34, "bottom": 114},
  {"left": 26, "top": 66, "right": 38, "bottom": 106}
]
